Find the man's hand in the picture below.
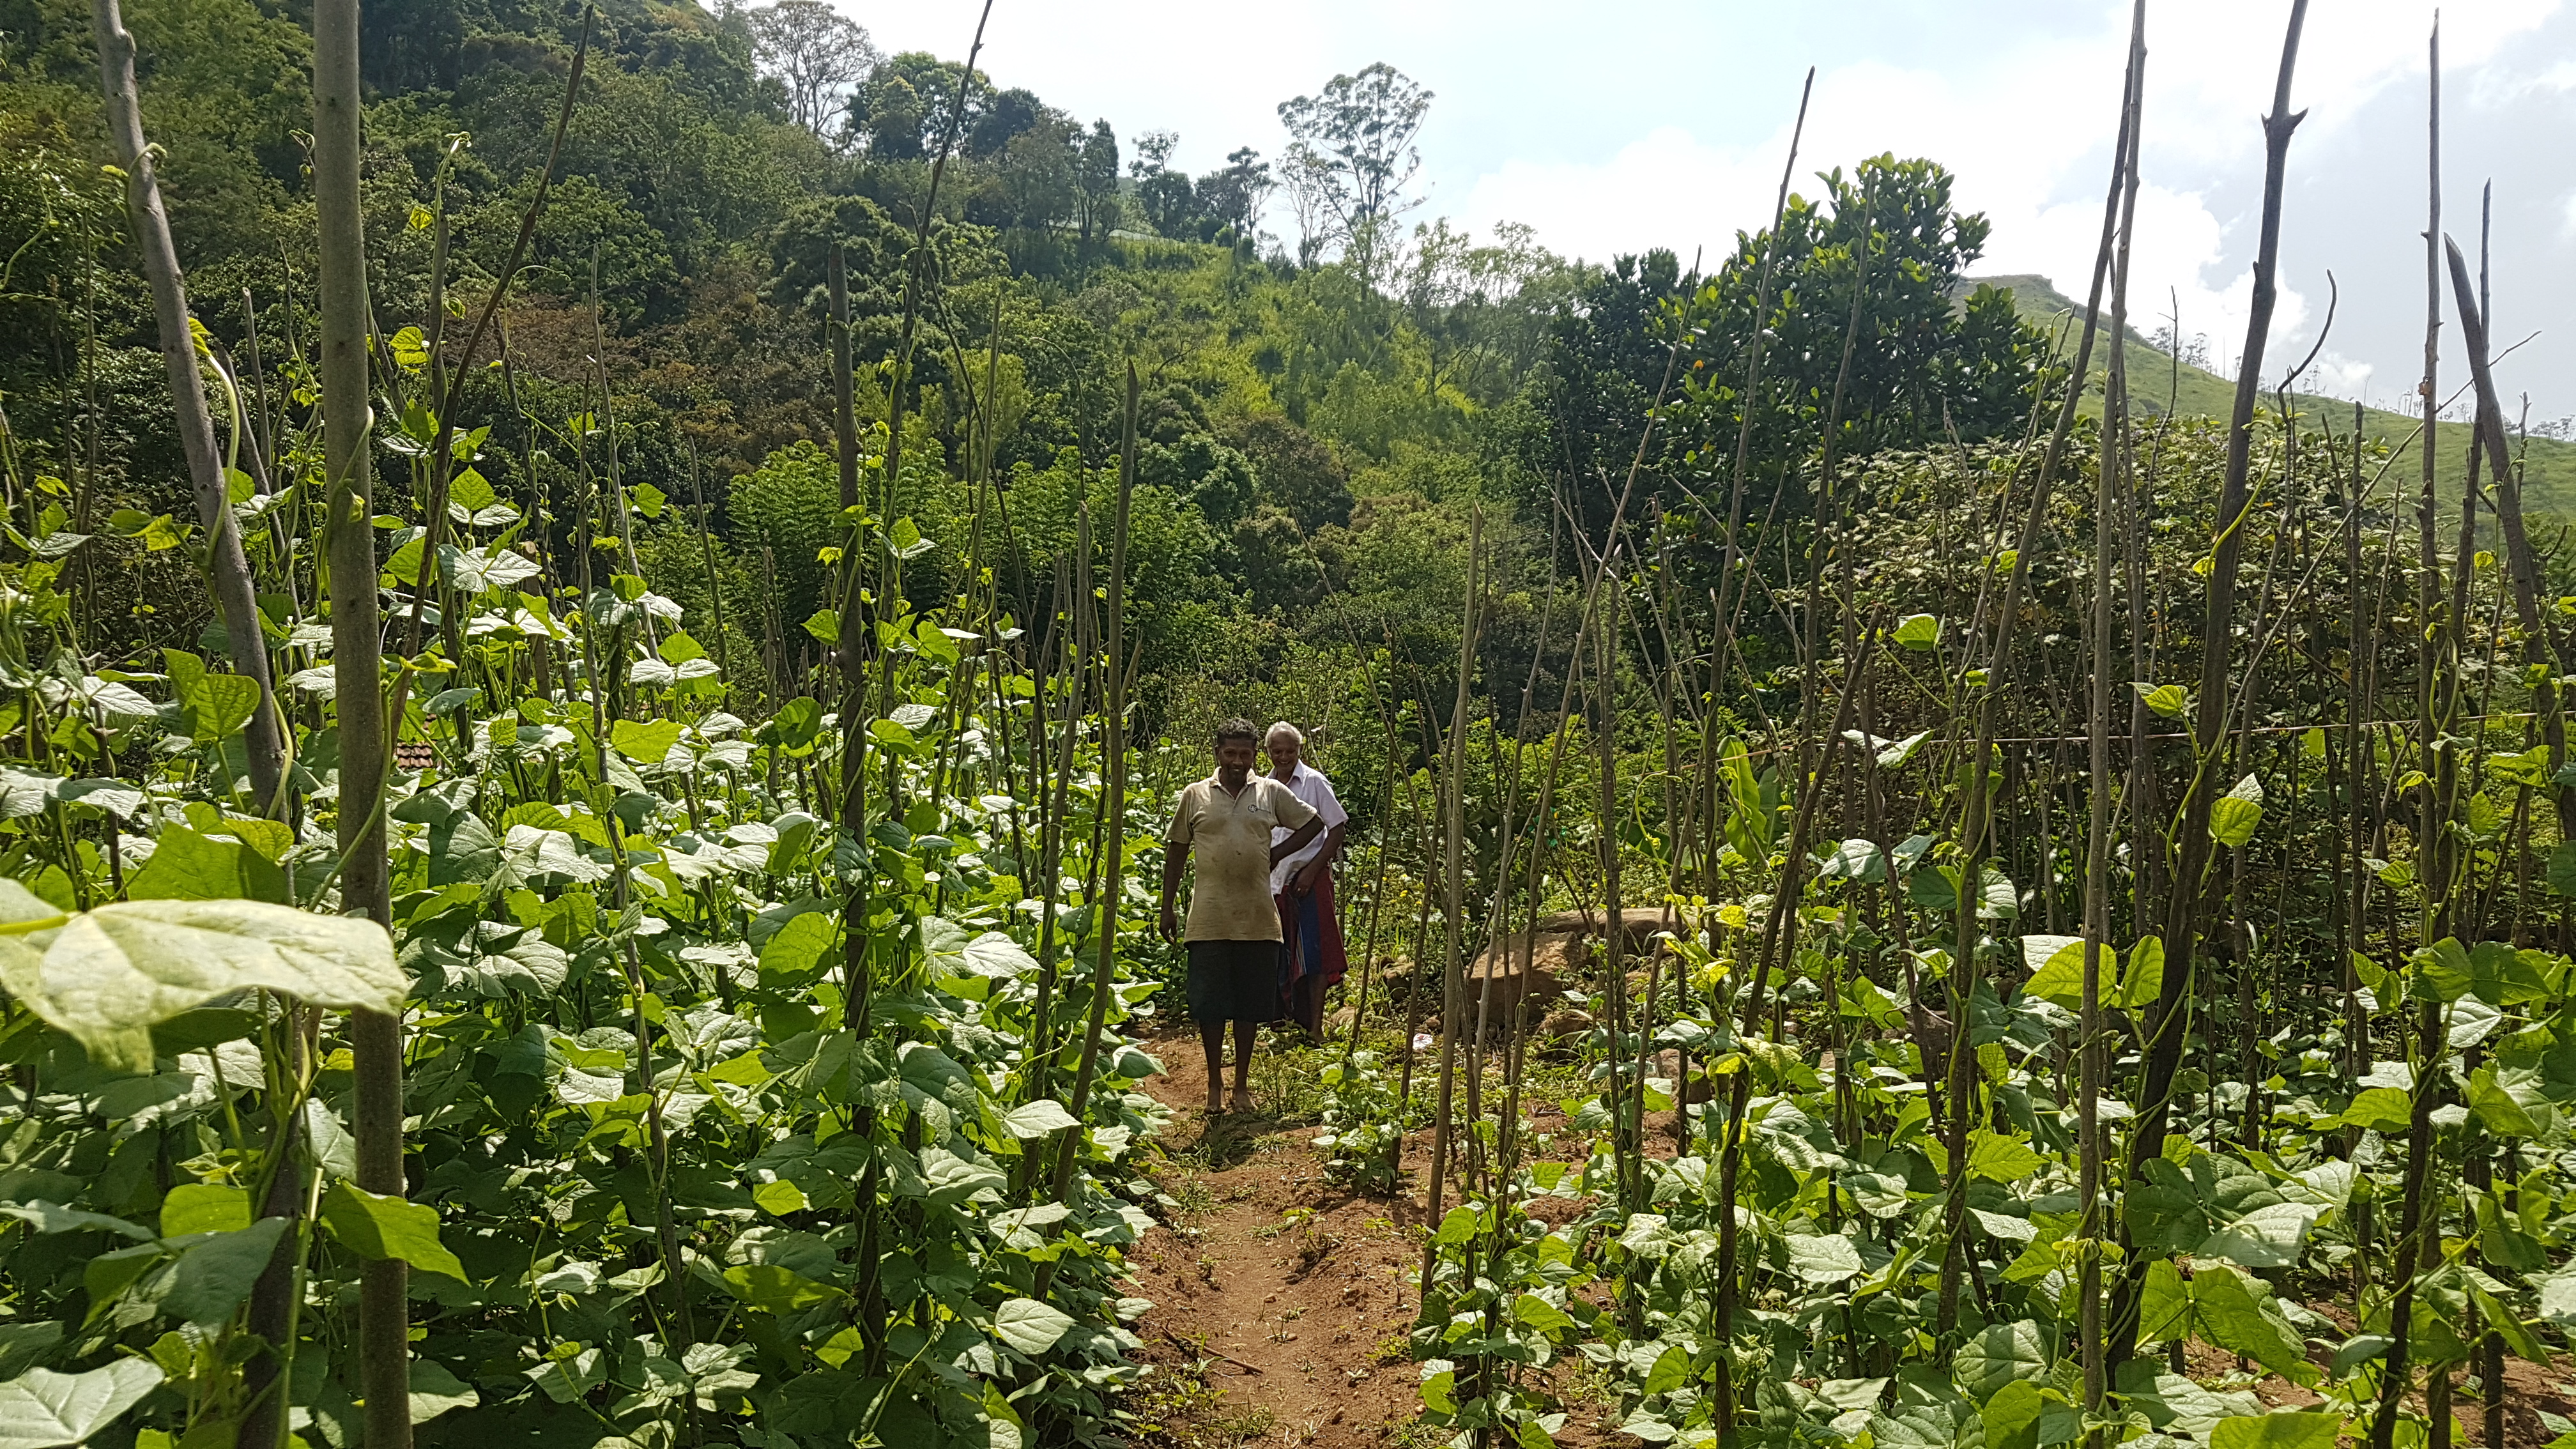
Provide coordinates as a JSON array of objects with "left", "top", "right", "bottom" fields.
[
  {"left": 1160, "top": 841, "right": 1188, "bottom": 944},
  {"left": 1294, "top": 858, "right": 1328, "bottom": 897}
]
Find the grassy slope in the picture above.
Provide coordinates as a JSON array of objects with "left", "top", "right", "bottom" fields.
[{"left": 1969, "top": 272, "right": 2576, "bottom": 517}]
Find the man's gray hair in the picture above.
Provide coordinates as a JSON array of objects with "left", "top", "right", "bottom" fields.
[{"left": 1264, "top": 721, "right": 1305, "bottom": 746}]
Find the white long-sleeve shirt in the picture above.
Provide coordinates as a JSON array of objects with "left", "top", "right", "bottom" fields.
[{"left": 1266, "top": 761, "right": 1347, "bottom": 896}]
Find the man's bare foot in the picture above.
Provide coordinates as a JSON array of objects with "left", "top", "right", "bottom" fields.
[{"left": 1229, "top": 1087, "right": 1255, "bottom": 1115}]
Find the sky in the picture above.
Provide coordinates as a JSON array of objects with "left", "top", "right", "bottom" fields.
[{"left": 849, "top": 1, "right": 2576, "bottom": 424}]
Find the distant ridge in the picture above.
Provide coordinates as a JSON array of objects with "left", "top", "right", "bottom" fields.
[{"left": 1959, "top": 273, "right": 2576, "bottom": 514}]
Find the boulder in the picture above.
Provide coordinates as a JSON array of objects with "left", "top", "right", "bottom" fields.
[
  {"left": 1376, "top": 957, "right": 1419, "bottom": 998},
  {"left": 1526, "top": 908, "right": 1678, "bottom": 951},
  {"left": 1538, "top": 1009, "right": 1595, "bottom": 1042},
  {"left": 1460, "top": 908, "right": 1680, "bottom": 1038}
]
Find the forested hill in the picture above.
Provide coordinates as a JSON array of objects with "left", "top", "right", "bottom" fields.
[
  {"left": 0, "top": 0, "right": 2062, "bottom": 728},
  {"left": 1970, "top": 272, "right": 2576, "bottom": 513},
  {"left": 0, "top": 0, "right": 2547, "bottom": 745}
]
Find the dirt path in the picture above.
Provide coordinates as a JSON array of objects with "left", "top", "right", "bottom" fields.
[
  {"left": 1123, "top": 1031, "right": 1436, "bottom": 1448},
  {"left": 1116, "top": 1029, "right": 1650, "bottom": 1447}
]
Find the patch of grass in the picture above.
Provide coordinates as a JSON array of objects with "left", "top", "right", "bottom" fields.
[
  {"left": 1384, "top": 1420, "right": 1457, "bottom": 1449},
  {"left": 1162, "top": 1137, "right": 1218, "bottom": 1174},
  {"left": 1167, "top": 1172, "right": 1218, "bottom": 1223},
  {"left": 1212, "top": 1403, "right": 1277, "bottom": 1441},
  {"left": 1556, "top": 1356, "right": 1621, "bottom": 1413},
  {"left": 1126, "top": 1349, "right": 1226, "bottom": 1447},
  {"left": 1128, "top": 1337, "right": 1279, "bottom": 1448},
  {"left": 1255, "top": 1206, "right": 1340, "bottom": 1278},
  {"left": 1252, "top": 1206, "right": 1315, "bottom": 1240},
  {"left": 1248, "top": 1029, "right": 1337, "bottom": 1122},
  {"left": 1174, "top": 1113, "right": 1271, "bottom": 1170}
]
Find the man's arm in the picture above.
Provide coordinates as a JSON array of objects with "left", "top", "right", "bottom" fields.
[
  {"left": 1296, "top": 821, "right": 1347, "bottom": 894},
  {"left": 1160, "top": 792, "right": 1193, "bottom": 942},
  {"left": 1268, "top": 816, "right": 1324, "bottom": 867},
  {"left": 1159, "top": 840, "right": 1187, "bottom": 942},
  {"left": 1294, "top": 775, "right": 1349, "bottom": 893}
]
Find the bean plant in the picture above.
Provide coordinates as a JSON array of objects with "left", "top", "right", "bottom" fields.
[
  {"left": 0, "top": 11, "right": 1177, "bottom": 1442},
  {"left": 1359, "top": 10, "right": 2576, "bottom": 1449}
]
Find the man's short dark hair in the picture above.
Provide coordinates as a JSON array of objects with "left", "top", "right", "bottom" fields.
[{"left": 1214, "top": 717, "right": 1259, "bottom": 748}]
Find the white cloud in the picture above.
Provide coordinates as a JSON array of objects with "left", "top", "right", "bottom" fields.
[
  {"left": 1456, "top": 0, "right": 2557, "bottom": 398},
  {"left": 2469, "top": 53, "right": 2576, "bottom": 103},
  {"left": 1455, "top": 128, "right": 1778, "bottom": 268},
  {"left": 824, "top": 0, "right": 2571, "bottom": 414},
  {"left": 2310, "top": 351, "right": 2379, "bottom": 402}
]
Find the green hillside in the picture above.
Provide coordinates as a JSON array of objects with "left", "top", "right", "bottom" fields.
[{"left": 1970, "top": 272, "right": 2576, "bottom": 517}]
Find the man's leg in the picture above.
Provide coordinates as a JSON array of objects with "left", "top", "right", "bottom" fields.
[
  {"left": 1292, "top": 970, "right": 1324, "bottom": 1041},
  {"left": 1307, "top": 873, "right": 1346, "bottom": 1043},
  {"left": 1230, "top": 1016, "right": 1257, "bottom": 1110},
  {"left": 1200, "top": 1017, "right": 1226, "bottom": 1114}
]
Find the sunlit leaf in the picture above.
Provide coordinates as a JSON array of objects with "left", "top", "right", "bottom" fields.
[
  {"left": 0, "top": 896, "right": 401, "bottom": 1074},
  {"left": 0, "top": 1360, "right": 164, "bottom": 1449},
  {"left": 319, "top": 1182, "right": 468, "bottom": 1281},
  {"left": 2209, "top": 1413, "right": 2342, "bottom": 1449},
  {"left": 991, "top": 1297, "right": 1075, "bottom": 1356}
]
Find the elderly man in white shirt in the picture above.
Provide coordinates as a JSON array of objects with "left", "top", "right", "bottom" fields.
[{"left": 1264, "top": 721, "right": 1349, "bottom": 1041}]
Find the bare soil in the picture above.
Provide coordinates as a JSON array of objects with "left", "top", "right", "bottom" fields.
[
  {"left": 1119, "top": 1030, "right": 1629, "bottom": 1448},
  {"left": 2280, "top": 1302, "right": 2576, "bottom": 1447}
]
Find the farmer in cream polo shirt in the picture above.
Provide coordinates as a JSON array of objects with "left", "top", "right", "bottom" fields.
[{"left": 1160, "top": 717, "right": 1323, "bottom": 1116}]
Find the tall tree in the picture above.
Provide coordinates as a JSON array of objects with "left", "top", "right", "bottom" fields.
[
  {"left": 1520, "top": 157, "right": 2046, "bottom": 553},
  {"left": 968, "top": 85, "right": 1045, "bottom": 157},
  {"left": 1073, "top": 118, "right": 1121, "bottom": 253},
  {"left": 1276, "top": 61, "right": 1432, "bottom": 276},
  {"left": 981, "top": 112, "right": 1080, "bottom": 231},
  {"left": 1278, "top": 141, "right": 1337, "bottom": 266},
  {"left": 1126, "top": 128, "right": 1193, "bottom": 238},
  {"left": 747, "top": 0, "right": 879, "bottom": 139},
  {"left": 851, "top": 52, "right": 989, "bottom": 163},
  {"left": 1198, "top": 146, "right": 1275, "bottom": 238}
]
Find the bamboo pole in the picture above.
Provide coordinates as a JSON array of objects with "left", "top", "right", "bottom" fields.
[
  {"left": 91, "top": 0, "right": 288, "bottom": 815},
  {"left": 1033, "top": 364, "right": 1142, "bottom": 1291},
  {"left": 2123, "top": 0, "right": 2310, "bottom": 1360},
  {"left": 830, "top": 243, "right": 870, "bottom": 1029},
  {"left": 312, "top": 0, "right": 406, "bottom": 1441},
  {"left": 1015, "top": 560, "right": 1082, "bottom": 1124},
  {"left": 1421, "top": 505, "right": 1482, "bottom": 1271},
  {"left": 2370, "top": 25, "right": 2441, "bottom": 1449},
  {"left": 1712, "top": 633, "right": 1873, "bottom": 1420},
  {"left": 1945, "top": 14, "right": 2142, "bottom": 1332},
  {"left": 686, "top": 443, "right": 732, "bottom": 685},
  {"left": 1713, "top": 69, "right": 1816, "bottom": 632},
  {"left": 2445, "top": 236, "right": 2571, "bottom": 848},
  {"left": 2082, "top": 11, "right": 2146, "bottom": 1438}
]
